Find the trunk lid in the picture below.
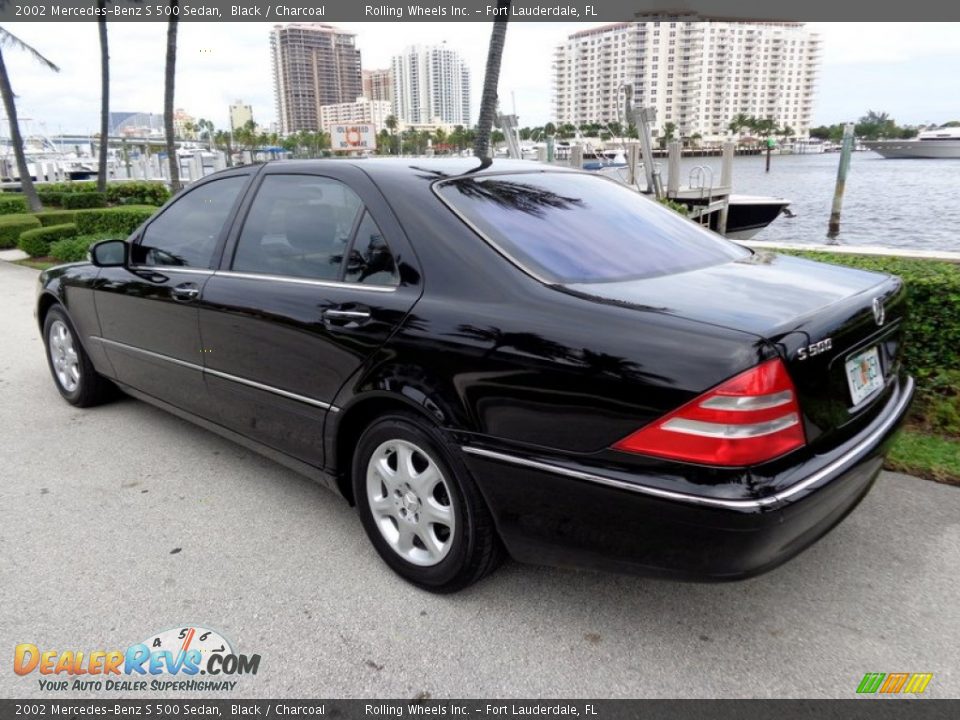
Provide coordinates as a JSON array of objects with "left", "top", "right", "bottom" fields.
[{"left": 565, "top": 253, "right": 907, "bottom": 448}]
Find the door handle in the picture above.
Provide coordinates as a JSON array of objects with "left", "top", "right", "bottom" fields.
[
  {"left": 323, "top": 307, "right": 371, "bottom": 324},
  {"left": 171, "top": 283, "right": 200, "bottom": 302}
]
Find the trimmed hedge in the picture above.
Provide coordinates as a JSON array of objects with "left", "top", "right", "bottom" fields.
[
  {"left": 34, "top": 209, "right": 79, "bottom": 227},
  {"left": 17, "top": 223, "right": 77, "bottom": 258},
  {"left": 0, "top": 214, "right": 41, "bottom": 248},
  {"left": 42, "top": 181, "right": 97, "bottom": 194},
  {"left": 74, "top": 205, "right": 157, "bottom": 235},
  {"left": 37, "top": 190, "right": 65, "bottom": 207},
  {"left": 0, "top": 195, "right": 27, "bottom": 215},
  {"left": 786, "top": 251, "right": 960, "bottom": 374},
  {"left": 49, "top": 234, "right": 109, "bottom": 263},
  {"left": 61, "top": 191, "right": 107, "bottom": 209},
  {"left": 105, "top": 182, "right": 171, "bottom": 207}
]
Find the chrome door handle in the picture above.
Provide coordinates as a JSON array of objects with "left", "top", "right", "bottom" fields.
[
  {"left": 171, "top": 283, "right": 200, "bottom": 302},
  {"left": 323, "top": 309, "right": 371, "bottom": 321}
]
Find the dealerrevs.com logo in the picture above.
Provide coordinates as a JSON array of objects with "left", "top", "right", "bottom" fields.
[{"left": 14, "top": 625, "right": 260, "bottom": 692}]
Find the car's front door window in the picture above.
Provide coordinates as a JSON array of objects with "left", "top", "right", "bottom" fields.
[
  {"left": 231, "top": 175, "right": 364, "bottom": 281},
  {"left": 133, "top": 176, "right": 248, "bottom": 268}
]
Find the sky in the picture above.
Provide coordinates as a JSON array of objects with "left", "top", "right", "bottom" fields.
[{"left": 3, "top": 21, "right": 960, "bottom": 138}]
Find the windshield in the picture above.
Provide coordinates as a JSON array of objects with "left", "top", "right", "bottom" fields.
[{"left": 436, "top": 172, "right": 750, "bottom": 284}]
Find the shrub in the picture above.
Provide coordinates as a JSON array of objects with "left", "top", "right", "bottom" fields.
[
  {"left": 105, "top": 182, "right": 171, "bottom": 207},
  {"left": 74, "top": 205, "right": 157, "bottom": 236},
  {"left": 49, "top": 234, "right": 112, "bottom": 263},
  {"left": 37, "top": 190, "right": 65, "bottom": 207},
  {"left": 42, "top": 181, "right": 97, "bottom": 194},
  {"left": 61, "top": 192, "right": 107, "bottom": 209},
  {"left": 34, "top": 209, "right": 79, "bottom": 227},
  {"left": 0, "top": 195, "right": 27, "bottom": 214},
  {"left": 17, "top": 223, "right": 77, "bottom": 258},
  {"left": 0, "top": 214, "right": 41, "bottom": 248}
]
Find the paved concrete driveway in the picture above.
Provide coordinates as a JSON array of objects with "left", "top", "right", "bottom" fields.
[{"left": 0, "top": 260, "right": 958, "bottom": 699}]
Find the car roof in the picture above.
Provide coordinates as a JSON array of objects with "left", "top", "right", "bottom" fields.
[{"left": 255, "top": 157, "right": 580, "bottom": 181}]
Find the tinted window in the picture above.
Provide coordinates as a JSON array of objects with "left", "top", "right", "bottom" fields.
[
  {"left": 343, "top": 212, "right": 398, "bottom": 286},
  {"left": 437, "top": 172, "right": 749, "bottom": 283},
  {"left": 232, "top": 175, "right": 362, "bottom": 281},
  {"left": 136, "top": 176, "right": 247, "bottom": 268}
]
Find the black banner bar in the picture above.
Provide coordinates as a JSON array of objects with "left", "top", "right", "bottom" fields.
[
  {"left": 2, "top": 700, "right": 960, "bottom": 719},
  {"left": 1, "top": 0, "right": 959, "bottom": 22}
]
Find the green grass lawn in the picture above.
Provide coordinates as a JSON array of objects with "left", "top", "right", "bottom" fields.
[
  {"left": 887, "top": 430, "right": 960, "bottom": 486},
  {"left": 14, "top": 258, "right": 58, "bottom": 271}
]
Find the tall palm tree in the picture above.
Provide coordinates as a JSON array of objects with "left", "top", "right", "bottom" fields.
[
  {"left": 473, "top": 0, "right": 511, "bottom": 161},
  {"left": 385, "top": 114, "right": 397, "bottom": 155},
  {"left": 96, "top": 8, "right": 109, "bottom": 193},
  {"left": 0, "top": 28, "right": 59, "bottom": 212},
  {"left": 163, "top": 2, "right": 180, "bottom": 190}
]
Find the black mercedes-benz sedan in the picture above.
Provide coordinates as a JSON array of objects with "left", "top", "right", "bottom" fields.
[{"left": 36, "top": 159, "right": 913, "bottom": 592}]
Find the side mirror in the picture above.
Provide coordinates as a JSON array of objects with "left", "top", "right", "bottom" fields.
[{"left": 90, "top": 239, "right": 128, "bottom": 268}]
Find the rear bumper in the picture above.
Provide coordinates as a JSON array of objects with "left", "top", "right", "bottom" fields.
[{"left": 462, "top": 375, "right": 914, "bottom": 580}]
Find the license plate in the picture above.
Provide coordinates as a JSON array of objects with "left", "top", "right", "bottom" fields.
[{"left": 845, "top": 346, "right": 884, "bottom": 406}]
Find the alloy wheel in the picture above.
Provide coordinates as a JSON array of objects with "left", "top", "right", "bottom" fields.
[
  {"left": 365, "top": 439, "right": 456, "bottom": 567},
  {"left": 49, "top": 320, "right": 80, "bottom": 393}
]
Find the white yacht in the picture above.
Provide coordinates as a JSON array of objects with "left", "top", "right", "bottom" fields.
[{"left": 864, "top": 127, "right": 960, "bottom": 159}]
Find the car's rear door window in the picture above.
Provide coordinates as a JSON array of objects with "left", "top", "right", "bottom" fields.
[{"left": 436, "top": 172, "right": 749, "bottom": 284}]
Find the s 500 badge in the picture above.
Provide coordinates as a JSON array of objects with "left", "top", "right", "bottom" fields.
[{"left": 797, "top": 338, "right": 833, "bottom": 361}]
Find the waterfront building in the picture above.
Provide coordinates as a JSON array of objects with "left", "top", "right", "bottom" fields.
[
  {"left": 362, "top": 69, "right": 393, "bottom": 103},
  {"left": 552, "top": 20, "right": 821, "bottom": 140},
  {"left": 319, "top": 98, "right": 393, "bottom": 133},
  {"left": 390, "top": 44, "right": 471, "bottom": 126},
  {"left": 229, "top": 99, "right": 254, "bottom": 132},
  {"left": 173, "top": 108, "right": 196, "bottom": 139},
  {"left": 271, "top": 23, "right": 362, "bottom": 135}
]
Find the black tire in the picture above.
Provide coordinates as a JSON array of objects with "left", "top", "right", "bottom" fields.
[
  {"left": 43, "top": 305, "right": 114, "bottom": 408},
  {"left": 352, "top": 412, "right": 504, "bottom": 593}
]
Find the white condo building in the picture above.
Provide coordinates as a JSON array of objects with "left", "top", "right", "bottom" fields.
[
  {"left": 391, "top": 44, "right": 471, "bottom": 126},
  {"left": 319, "top": 98, "right": 393, "bottom": 133},
  {"left": 552, "top": 20, "right": 821, "bottom": 140}
]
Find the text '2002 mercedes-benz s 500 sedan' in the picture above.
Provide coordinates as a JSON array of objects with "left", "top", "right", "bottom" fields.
[{"left": 37, "top": 159, "right": 913, "bottom": 592}]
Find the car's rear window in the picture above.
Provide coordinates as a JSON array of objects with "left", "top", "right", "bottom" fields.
[{"left": 436, "top": 172, "right": 749, "bottom": 284}]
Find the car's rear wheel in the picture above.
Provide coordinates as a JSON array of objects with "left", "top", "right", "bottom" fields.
[
  {"left": 353, "top": 413, "right": 503, "bottom": 592},
  {"left": 43, "top": 306, "right": 113, "bottom": 407}
]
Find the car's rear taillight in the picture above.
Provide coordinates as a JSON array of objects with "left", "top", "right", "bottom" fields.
[{"left": 612, "top": 358, "right": 806, "bottom": 467}]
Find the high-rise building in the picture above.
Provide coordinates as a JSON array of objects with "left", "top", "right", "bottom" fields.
[
  {"left": 229, "top": 99, "right": 254, "bottom": 132},
  {"left": 552, "top": 20, "right": 821, "bottom": 140},
  {"left": 319, "top": 98, "right": 393, "bottom": 133},
  {"left": 362, "top": 69, "right": 393, "bottom": 104},
  {"left": 270, "top": 23, "right": 362, "bottom": 135},
  {"left": 391, "top": 44, "right": 471, "bottom": 127}
]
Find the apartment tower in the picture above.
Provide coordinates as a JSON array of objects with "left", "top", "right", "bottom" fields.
[
  {"left": 271, "top": 23, "right": 362, "bottom": 135},
  {"left": 391, "top": 44, "right": 471, "bottom": 126},
  {"left": 552, "top": 20, "right": 821, "bottom": 140}
]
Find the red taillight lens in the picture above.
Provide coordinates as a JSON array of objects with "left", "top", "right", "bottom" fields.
[{"left": 612, "top": 358, "right": 806, "bottom": 467}]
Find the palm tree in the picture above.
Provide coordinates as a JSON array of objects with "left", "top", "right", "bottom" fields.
[
  {"left": 473, "top": 0, "right": 511, "bottom": 161},
  {"left": 385, "top": 114, "right": 397, "bottom": 155},
  {"left": 96, "top": 8, "right": 109, "bottom": 193},
  {"left": 727, "top": 112, "right": 752, "bottom": 138},
  {"left": 0, "top": 28, "right": 60, "bottom": 212},
  {"left": 163, "top": 2, "right": 180, "bottom": 190}
]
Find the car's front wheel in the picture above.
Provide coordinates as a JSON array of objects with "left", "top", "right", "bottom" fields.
[
  {"left": 353, "top": 413, "right": 503, "bottom": 592},
  {"left": 43, "top": 306, "right": 113, "bottom": 407}
]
